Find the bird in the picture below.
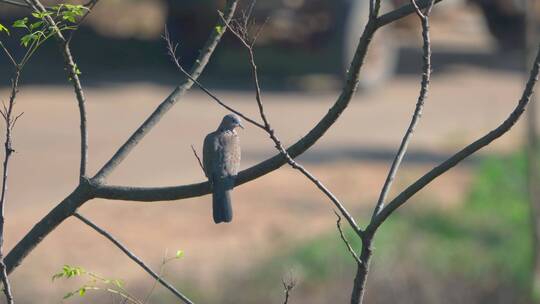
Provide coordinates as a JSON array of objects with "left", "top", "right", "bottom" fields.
[{"left": 203, "top": 114, "right": 243, "bottom": 224}]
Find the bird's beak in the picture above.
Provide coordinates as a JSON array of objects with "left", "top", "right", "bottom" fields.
[{"left": 238, "top": 122, "right": 245, "bottom": 129}]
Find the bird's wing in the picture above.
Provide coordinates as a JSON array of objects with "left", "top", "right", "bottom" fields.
[{"left": 203, "top": 132, "right": 218, "bottom": 179}]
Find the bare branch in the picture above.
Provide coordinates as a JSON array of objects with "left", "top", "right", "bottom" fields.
[
  {"left": 372, "top": 0, "right": 434, "bottom": 219},
  {"left": 0, "top": 69, "right": 21, "bottom": 304},
  {"left": 71, "top": 0, "right": 445, "bottom": 205},
  {"left": 93, "top": 0, "right": 240, "bottom": 181},
  {"left": 73, "top": 212, "right": 194, "bottom": 304},
  {"left": 370, "top": 0, "right": 382, "bottom": 19},
  {"left": 410, "top": 0, "right": 435, "bottom": 18},
  {"left": 190, "top": 145, "right": 205, "bottom": 176},
  {"left": 162, "top": 29, "right": 265, "bottom": 130},
  {"left": 92, "top": 2, "right": 383, "bottom": 203},
  {"left": 282, "top": 275, "right": 296, "bottom": 304},
  {"left": 143, "top": 249, "right": 168, "bottom": 304},
  {"left": 4, "top": 0, "right": 240, "bottom": 275},
  {"left": 368, "top": 44, "right": 540, "bottom": 233},
  {"left": 350, "top": 238, "right": 373, "bottom": 304},
  {"left": 251, "top": 17, "right": 269, "bottom": 47},
  {"left": 193, "top": 12, "right": 364, "bottom": 236},
  {"left": 66, "top": 0, "right": 100, "bottom": 43},
  {"left": 10, "top": 113, "right": 23, "bottom": 132},
  {"left": 376, "top": 0, "right": 442, "bottom": 27},
  {"left": 5, "top": 0, "right": 448, "bottom": 276},
  {"left": 25, "top": 0, "right": 89, "bottom": 178},
  {"left": 5, "top": 183, "right": 93, "bottom": 274},
  {"left": 334, "top": 211, "right": 360, "bottom": 264},
  {"left": 0, "top": 41, "right": 17, "bottom": 68}
]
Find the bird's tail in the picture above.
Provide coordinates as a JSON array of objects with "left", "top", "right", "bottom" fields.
[{"left": 212, "top": 177, "right": 234, "bottom": 223}]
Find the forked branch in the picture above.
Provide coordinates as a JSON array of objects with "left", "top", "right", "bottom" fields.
[
  {"left": 369, "top": 43, "right": 540, "bottom": 232},
  {"left": 372, "top": 0, "right": 434, "bottom": 219},
  {"left": 282, "top": 275, "right": 296, "bottom": 304},
  {"left": 353, "top": 3, "right": 436, "bottom": 302},
  {"left": 4, "top": 0, "right": 451, "bottom": 280},
  {"left": 166, "top": 9, "right": 364, "bottom": 237},
  {"left": 93, "top": 0, "right": 239, "bottom": 181},
  {"left": 87, "top": 1, "right": 450, "bottom": 204},
  {"left": 0, "top": 69, "right": 21, "bottom": 304},
  {"left": 5, "top": 0, "right": 240, "bottom": 274}
]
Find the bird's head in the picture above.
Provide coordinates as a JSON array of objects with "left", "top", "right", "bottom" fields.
[{"left": 219, "top": 114, "right": 244, "bottom": 131}]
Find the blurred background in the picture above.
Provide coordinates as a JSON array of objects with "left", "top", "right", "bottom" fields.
[{"left": 0, "top": 0, "right": 538, "bottom": 303}]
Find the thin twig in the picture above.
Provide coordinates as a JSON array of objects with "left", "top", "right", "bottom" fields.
[
  {"left": 370, "top": 0, "right": 382, "bottom": 19},
  {"left": 0, "top": 41, "right": 17, "bottom": 68},
  {"left": 73, "top": 212, "right": 194, "bottom": 304},
  {"left": 92, "top": 0, "right": 239, "bottom": 182},
  {"left": 4, "top": 0, "right": 240, "bottom": 274},
  {"left": 89, "top": 3, "right": 383, "bottom": 202},
  {"left": 368, "top": 43, "right": 540, "bottom": 233},
  {"left": 0, "top": 69, "right": 20, "bottom": 304},
  {"left": 162, "top": 29, "right": 265, "bottom": 130},
  {"left": 169, "top": 13, "right": 364, "bottom": 237},
  {"left": 25, "top": 0, "right": 89, "bottom": 178},
  {"left": 334, "top": 211, "right": 361, "bottom": 264},
  {"left": 251, "top": 17, "right": 269, "bottom": 47},
  {"left": 224, "top": 11, "right": 363, "bottom": 236},
  {"left": 282, "top": 275, "right": 296, "bottom": 304},
  {"left": 143, "top": 249, "right": 168, "bottom": 304},
  {"left": 66, "top": 0, "right": 99, "bottom": 43},
  {"left": 5, "top": 0, "right": 447, "bottom": 275},
  {"left": 376, "top": 0, "right": 442, "bottom": 27},
  {"left": 371, "top": 0, "right": 434, "bottom": 220},
  {"left": 190, "top": 145, "right": 205, "bottom": 176}
]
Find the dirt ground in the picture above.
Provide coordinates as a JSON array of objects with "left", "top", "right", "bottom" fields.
[{"left": 0, "top": 3, "right": 536, "bottom": 302}]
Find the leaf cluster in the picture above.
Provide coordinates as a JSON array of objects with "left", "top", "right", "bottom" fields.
[
  {"left": 0, "top": 3, "right": 89, "bottom": 67},
  {"left": 52, "top": 265, "right": 129, "bottom": 301},
  {"left": 52, "top": 249, "right": 185, "bottom": 303}
]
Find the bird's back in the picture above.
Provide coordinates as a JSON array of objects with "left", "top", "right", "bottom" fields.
[{"left": 203, "top": 130, "right": 240, "bottom": 179}]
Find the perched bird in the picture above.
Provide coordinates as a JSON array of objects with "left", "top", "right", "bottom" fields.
[{"left": 203, "top": 114, "right": 243, "bottom": 223}]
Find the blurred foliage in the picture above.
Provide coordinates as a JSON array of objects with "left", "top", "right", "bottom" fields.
[
  {"left": 399, "top": 151, "right": 532, "bottom": 285},
  {"left": 207, "top": 151, "right": 534, "bottom": 303}
]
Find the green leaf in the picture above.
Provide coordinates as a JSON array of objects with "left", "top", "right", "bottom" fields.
[
  {"left": 57, "top": 265, "right": 86, "bottom": 278},
  {"left": 31, "top": 11, "right": 52, "bottom": 19},
  {"left": 59, "top": 5, "right": 88, "bottom": 24},
  {"left": 20, "top": 33, "right": 37, "bottom": 47},
  {"left": 12, "top": 17, "right": 28, "bottom": 29},
  {"left": 66, "top": 4, "right": 87, "bottom": 16},
  {"left": 215, "top": 25, "right": 225, "bottom": 35},
  {"left": 0, "top": 23, "right": 9, "bottom": 35},
  {"left": 29, "top": 21, "right": 44, "bottom": 30},
  {"left": 175, "top": 250, "right": 184, "bottom": 259},
  {"left": 62, "top": 14, "right": 77, "bottom": 23},
  {"left": 78, "top": 287, "right": 86, "bottom": 296}
]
